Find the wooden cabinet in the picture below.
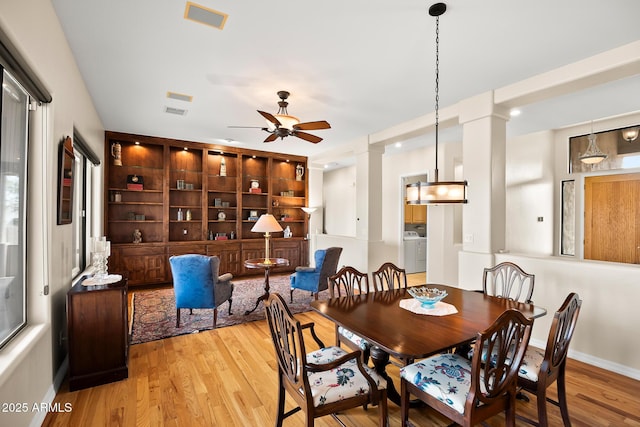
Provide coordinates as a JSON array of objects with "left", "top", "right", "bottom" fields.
[
  {"left": 104, "top": 131, "right": 310, "bottom": 286},
  {"left": 67, "top": 276, "right": 128, "bottom": 391},
  {"left": 110, "top": 244, "right": 166, "bottom": 286},
  {"left": 405, "top": 205, "right": 427, "bottom": 224}
]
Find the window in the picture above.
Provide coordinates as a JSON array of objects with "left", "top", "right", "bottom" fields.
[
  {"left": 0, "top": 69, "right": 29, "bottom": 347},
  {"left": 71, "top": 132, "right": 100, "bottom": 279}
]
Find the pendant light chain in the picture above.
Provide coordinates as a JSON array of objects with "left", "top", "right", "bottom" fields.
[{"left": 434, "top": 14, "right": 440, "bottom": 180}]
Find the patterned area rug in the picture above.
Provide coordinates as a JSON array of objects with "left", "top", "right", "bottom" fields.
[{"left": 130, "top": 274, "right": 328, "bottom": 345}]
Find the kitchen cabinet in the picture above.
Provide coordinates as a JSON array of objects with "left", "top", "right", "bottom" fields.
[{"left": 405, "top": 205, "right": 427, "bottom": 224}]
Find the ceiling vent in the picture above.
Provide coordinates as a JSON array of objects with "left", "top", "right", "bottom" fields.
[
  {"left": 167, "top": 91, "right": 193, "bottom": 102},
  {"left": 164, "top": 106, "right": 188, "bottom": 116},
  {"left": 184, "top": 2, "right": 228, "bottom": 30}
]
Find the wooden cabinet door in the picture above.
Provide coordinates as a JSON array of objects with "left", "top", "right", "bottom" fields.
[
  {"left": 585, "top": 173, "right": 640, "bottom": 264},
  {"left": 404, "top": 205, "right": 427, "bottom": 224},
  {"left": 412, "top": 205, "right": 427, "bottom": 223},
  {"left": 111, "top": 245, "right": 167, "bottom": 286}
]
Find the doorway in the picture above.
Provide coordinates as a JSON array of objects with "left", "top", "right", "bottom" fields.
[
  {"left": 584, "top": 172, "right": 640, "bottom": 264},
  {"left": 402, "top": 175, "right": 427, "bottom": 273}
]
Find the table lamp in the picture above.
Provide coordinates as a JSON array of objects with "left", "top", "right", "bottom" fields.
[{"left": 251, "top": 214, "right": 283, "bottom": 264}]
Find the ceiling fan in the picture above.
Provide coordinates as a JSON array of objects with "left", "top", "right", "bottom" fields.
[{"left": 230, "top": 91, "right": 331, "bottom": 143}]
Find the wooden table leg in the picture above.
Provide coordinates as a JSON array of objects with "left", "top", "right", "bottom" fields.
[
  {"left": 244, "top": 266, "right": 271, "bottom": 315},
  {"left": 370, "top": 346, "right": 402, "bottom": 406}
]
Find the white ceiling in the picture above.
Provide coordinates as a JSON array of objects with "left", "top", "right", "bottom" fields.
[{"left": 51, "top": 0, "right": 640, "bottom": 162}]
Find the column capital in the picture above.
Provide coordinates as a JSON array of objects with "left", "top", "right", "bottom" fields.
[{"left": 458, "top": 91, "right": 510, "bottom": 124}]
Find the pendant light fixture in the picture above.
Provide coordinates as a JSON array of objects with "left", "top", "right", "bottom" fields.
[
  {"left": 406, "top": 2, "right": 467, "bottom": 205},
  {"left": 621, "top": 127, "right": 639, "bottom": 142},
  {"left": 579, "top": 121, "right": 607, "bottom": 164}
]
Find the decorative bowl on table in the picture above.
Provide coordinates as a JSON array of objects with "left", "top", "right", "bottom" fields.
[{"left": 407, "top": 286, "right": 448, "bottom": 308}]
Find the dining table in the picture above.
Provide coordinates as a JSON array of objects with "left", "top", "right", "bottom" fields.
[{"left": 310, "top": 284, "right": 547, "bottom": 405}]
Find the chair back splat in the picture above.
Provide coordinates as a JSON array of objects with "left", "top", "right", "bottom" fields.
[
  {"left": 328, "top": 266, "right": 373, "bottom": 364},
  {"left": 517, "top": 292, "right": 582, "bottom": 427},
  {"left": 372, "top": 262, "right": 407, "bottom": 291},
  {"left": 483, "top": 261, "right": 535, "bottom": 303},
  {"left": 329, "top": 266, "right": 372, "bottom": 297},
  {"left": 264, "top": 293, "right": 388, "bottom": 427}
]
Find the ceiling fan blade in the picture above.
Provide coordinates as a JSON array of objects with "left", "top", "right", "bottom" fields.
[
  {"left": 293, "top": 131, "right": 322, "bottom": 144},
  {"left": 257, "top": 110, "right": 281, "bottom": 127},
  {"left": 293, "top": 120, "right": 331, "bottom": 131},
  {"left": 264, "top": 133, "right": 279, "bottom": 143},
  {"left": 228, "top": 125, "right": 265, "bottom": 129}
]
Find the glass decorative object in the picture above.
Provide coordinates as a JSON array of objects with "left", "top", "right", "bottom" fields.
[
  {"left": 92, "top": 236, "right": 111, "bottom": 278},
  {"left": 407, "top": 286, "right": 447, "bottom": 308}
]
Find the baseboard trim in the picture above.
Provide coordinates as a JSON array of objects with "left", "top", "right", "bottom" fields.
[
  {"left": 29, "top": 356, "right": 68, "bottom": 427},
  {"left": 529, "top": 338, "right": 640, "bottom": 381}
]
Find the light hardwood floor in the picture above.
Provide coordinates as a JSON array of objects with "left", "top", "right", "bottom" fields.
[{"left": 43, "top": 273, "right": 640, "bottom": 426}]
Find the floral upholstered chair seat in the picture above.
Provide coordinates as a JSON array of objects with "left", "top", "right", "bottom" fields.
[
  {"left": 518, "top": 346, "right": 545, "bottom": 382},
  {"left": 305, "top": 346, "right": 386, "bottom": 407},
  {"left": 337, "top": 326, "right": 372, "bottom": 351},
  {"left": 400, "top": 353, "right": 485, "bottom": 415}
]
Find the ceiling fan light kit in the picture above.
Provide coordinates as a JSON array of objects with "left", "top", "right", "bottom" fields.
[
  {"left": 234, "top": 90, "right": 331, "bottom": 144},
  {"left": 406, "top": 2, "right": 468, "bottom": 205}
]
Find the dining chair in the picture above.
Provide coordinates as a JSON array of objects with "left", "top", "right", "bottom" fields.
[
  {"left": 517, "top": 292, "right": 582, "bottom": 427},
  {"left": 328, "top": 266, "right": 374, "bottom": 364},
  {"left": 264, "top": 293, "right": 388, "bottom": 427},
  {"left": 483, "top": 261, "right": 535, "bottom": 303},
  {"left": 290, "top": 247, "right": 342, "bottom": 302},
  {"left": 169, "top": 254, "right": 233, "bottom": 328},
  {"left": 372, "top": 262, "right": 407, "bottom": 291},
  {"left": 400, "top": 308, "right": 533, "bottom": 427}
]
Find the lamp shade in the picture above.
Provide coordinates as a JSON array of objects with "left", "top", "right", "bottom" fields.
[
  {"left": 251, "top": 214, "right": 283, "bottom": 233},
  {"left": 301, "top": 207, "right": 317, "bottom": 215},
  {"left": 406, "top": 181, "right": 468, "bottom": 204}
]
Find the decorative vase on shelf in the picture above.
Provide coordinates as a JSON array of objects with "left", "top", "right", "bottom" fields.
[
  {"left": 283, "top": 225, "right": 292, "bottom": 238},
  {"left": 111, "top": 142, "right": 122, "bottom": 166},
  {"left": 220, "top": 157, "right": 226, "bottom": 176},
  {"left": 295, "top": 164, "right": 304, "bottom": 181},
  {"left": 133, "top": 229, "right": 142, "bottom": 244}
]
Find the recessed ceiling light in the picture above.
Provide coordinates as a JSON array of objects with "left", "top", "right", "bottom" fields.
[
  {"left": 510, "top": 109, "right": 521, "bottom": 117},
  {"left": 184, "top": 2, "right": 228, "bottom": 30},
  {"left": 395, "top": 142, "right": 402, "bottom": 148},
  {"left": 167, "top": 91, "right": 193, "bottom": 102}
]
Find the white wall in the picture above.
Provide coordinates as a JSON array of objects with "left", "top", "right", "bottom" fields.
[
  {"left": 323, "top": 166, "right": 357, "bottom": 236},
  {"left": 505, "top": 130, "right": 555, "bottom": 254},
  {"left": 0, "top": 1, "right": 104, "bottom": 425}
]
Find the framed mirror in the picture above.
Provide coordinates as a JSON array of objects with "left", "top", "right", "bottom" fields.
[{"left": 57, "top": 136, "right": 75, "bottom": 224}]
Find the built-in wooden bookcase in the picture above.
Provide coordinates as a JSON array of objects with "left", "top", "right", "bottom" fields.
[
  {"left": 104, "top": 131, "right": 309, "bottom": 286},
  {"left": 241, "top": 155, "right": 269, "bottom": 239},
  {"left": 270, "top": 157, "right": 306, "bottom": 239},
  {"left": 168, "top": 146, "right": 204, "bottom": 242},
  {"left": 207, "top": 150, "right": 239, "bottom": 240},
  {"left": 106, "top": 142, "right": 164, "bottom": 244}
]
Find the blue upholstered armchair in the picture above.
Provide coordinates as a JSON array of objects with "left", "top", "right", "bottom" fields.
[
  {"left": 289, "top": 247, "right": 342, "bottom": 302},
  {"left": 169, "top": 254, "right": 233, "bottom": 328}
]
